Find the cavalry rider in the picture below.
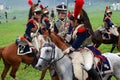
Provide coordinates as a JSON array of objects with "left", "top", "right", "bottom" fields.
[
  {"left": 40, "top": 5, "right": 51, "bottom": 30},
  {"left": 54, "top": 2, "right": 73, "bottom": 42},
  {"left": 104, "top": 8, "right": 114, "bottom": 31},
  {"left": 67, "top": 14, "right": 101, "bottom": 80},
  {"left": 24, "top": 7, "right": 42, "bottom": 51},
  {"left": 64, "top": 0, "right": 101, "bottom": 79}
]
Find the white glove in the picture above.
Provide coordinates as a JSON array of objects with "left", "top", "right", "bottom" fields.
[
  {"left": 65, "top": 34, "right": 72, "bottom": 43},
  {"left": 58, "top": 32, "right": 66, "bottom": 37},
  {"left": 63, "top": 47, "right": 75, "bottom": 54},
  {"left": 112, "top": 25, "right": 115, "bottom": 28},
  {"left": 31, "top": 33, "right": 37, "bottom": 38}
]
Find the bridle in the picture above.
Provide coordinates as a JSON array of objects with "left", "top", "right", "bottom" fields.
[{"left": 39, "top": 43, "right": 66, "bottom": 66}]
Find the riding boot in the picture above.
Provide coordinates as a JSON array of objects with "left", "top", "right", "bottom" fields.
[
  {"left": 87, "top": 68, "right": 101, "bottom": 80},
  {"left": 31, "top": 49, "right": 38, "bottom": 68}
]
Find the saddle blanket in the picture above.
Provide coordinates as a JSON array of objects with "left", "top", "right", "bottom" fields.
[
  {"left": 17, "top": 45, "right": 32, "bottom": 55},
  {"left": 96, "top": 57, "right": 113, "bottom": 75}
]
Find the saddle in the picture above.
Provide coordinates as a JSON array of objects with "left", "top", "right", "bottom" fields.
[
  {"left": 16, "top": 36, "right": 33, "bottom": 55},
  {"left": 98, "top": 27, "right": 111, "bottom": 40},
  {"left": 69, "top": 46, "right": 113, "bottom": 79}
]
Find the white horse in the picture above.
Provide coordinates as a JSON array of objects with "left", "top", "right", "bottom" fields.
[{"left": 35, "top": 42, "right": 120, "bottom": 80}]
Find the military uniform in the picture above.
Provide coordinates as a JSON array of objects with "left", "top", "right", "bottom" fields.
[
  {"left": 71, "top": 24, "right": 90, "bottom": 49},
  {"left": 104, "top": 9, "right": 114, "bottom": 29},
  {"left": 54, "top": 3, "right": 73, "bottom": 41}
]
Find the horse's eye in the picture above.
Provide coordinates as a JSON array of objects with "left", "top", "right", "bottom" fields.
[{"left": 46, "top": 50, "right": 49, "bottom": 53}]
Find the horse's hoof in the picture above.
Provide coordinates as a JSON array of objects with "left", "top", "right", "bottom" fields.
[{"left": 15, "top": 77, "right": 18, "bottom": 80}]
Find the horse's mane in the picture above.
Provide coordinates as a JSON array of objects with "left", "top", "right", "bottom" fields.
[{"left": 50, "top": 32, "right": 70, "bottom": 47}]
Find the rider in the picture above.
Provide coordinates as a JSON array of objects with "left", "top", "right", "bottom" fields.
[
  {"left": 104, "top": 8, "right": 114, "bottom": 31},
  {"left": 66, "top": 14, "right": 101, "bottom": 80},
  {"left": 54, "top": 2, "right": 73, "bottom": 42},
  {"left": 24, "top": 7, "right": 42, "bottom": 51},
  {"left": 41, "top": 6, "right": 51, "bottom": 30}
]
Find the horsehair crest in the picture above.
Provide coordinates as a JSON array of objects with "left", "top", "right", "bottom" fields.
[
  {"left": 74, "top": 0, "right": 84, "bottom": 19},
  {"left": 28, "top": 0, "right": 34, "bottom": 6}
]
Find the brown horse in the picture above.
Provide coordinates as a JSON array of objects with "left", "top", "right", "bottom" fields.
[
  {"left": 92, "top": 27, "right": 120, "bottom": 52},
  {"left": 0, "top": 42, "right": 39, "bottom": 80}
]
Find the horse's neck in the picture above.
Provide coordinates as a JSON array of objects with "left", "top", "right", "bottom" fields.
[
  {"left": 55, "top": 47, "right": 73, "bottom": 80},
  {"left": 50, "top": 32, "right": 69, "bottom": 51},
  {"left": 42, "top": 30, "right": 69, "bottom": 51}
]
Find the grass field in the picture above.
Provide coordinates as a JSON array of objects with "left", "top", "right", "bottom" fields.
[{"left": 0, "top": 10, "right": 120, "bottom": 80}]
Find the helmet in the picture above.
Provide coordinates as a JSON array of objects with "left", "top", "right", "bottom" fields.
[
  {"left": 106, "top": 9, "right": 112, "bottom": 14},
  {"left": 34, "top": 7, "right": 42, "bottom": 14},
  {"left": 56, "top": 2, "right": 67, "bottom": 13},
  {"left": 43, "top": 10, "right": 49, "bottom": 14},
  {"left": 43, "top": 7, "right": 49, "bottom": 14}
]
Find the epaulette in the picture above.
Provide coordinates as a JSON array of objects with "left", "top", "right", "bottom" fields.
[
  {"left": 29, "top": 19, "right": 34, "bottom": 23},
  {"left": 77, "top": 27, "right": 86, "bottom": 33},
  {"left": 44, "top": 17, "right": 50, "bottom": 22}
]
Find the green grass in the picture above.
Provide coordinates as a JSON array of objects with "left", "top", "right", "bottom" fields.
[{"left": 0, "top": 11, "right": 120, "bottom": 80}]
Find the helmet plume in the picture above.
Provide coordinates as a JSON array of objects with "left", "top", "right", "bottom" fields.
[{"left": 74, "top": 0, "right": 84, "bottom": 19}]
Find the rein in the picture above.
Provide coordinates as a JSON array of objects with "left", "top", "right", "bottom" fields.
[{"left": 39, "top": 43, "right": 66, "bottom": 66}]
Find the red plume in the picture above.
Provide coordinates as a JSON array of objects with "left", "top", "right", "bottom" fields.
[
  {"left": 28, "top": 0, "right": 34, "bottom": 6},
  {"left": 40, "top": 4, "right": 44, "bottom": 10},
  {"left": 106, "top": 5, "right": 109, "bottom": 11},
  {"left": 74, "top": 0, "right": 84, "bottom": 19}
]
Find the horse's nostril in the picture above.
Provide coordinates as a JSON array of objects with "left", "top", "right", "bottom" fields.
[{"left": 35, "top": 65, "right": 42, "bottom": 69}]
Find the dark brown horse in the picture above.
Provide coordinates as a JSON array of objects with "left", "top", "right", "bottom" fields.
[
  {"left": 92, "top": 27, "right": 120, "bottom": 52},
  {"left": 79, "top": 8, "right": 120, "bottom": 53}
]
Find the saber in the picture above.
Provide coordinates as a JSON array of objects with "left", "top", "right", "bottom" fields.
[{"left": 37, "top": 0, "right": 41, "bottom": 5}]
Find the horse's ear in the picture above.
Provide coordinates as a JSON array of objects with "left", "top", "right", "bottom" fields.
[
  {"left": 46, "top": 37, "right": 52, "bottom": 43},
  {"left": 28, "top": 0, "right": 34, "bottom": 6}
]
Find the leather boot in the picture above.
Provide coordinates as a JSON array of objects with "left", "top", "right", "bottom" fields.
[{"left": 87, "top": 68, "right": 101, "bottom": 80}]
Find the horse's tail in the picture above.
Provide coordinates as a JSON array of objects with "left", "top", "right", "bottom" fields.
[{"left": 0, "top": 47, "right": 4, "bottom": 59}]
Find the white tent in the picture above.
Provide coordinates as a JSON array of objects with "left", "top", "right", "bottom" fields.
[{"left": 0, "top": 4, "right": 4, "bottom": 11}]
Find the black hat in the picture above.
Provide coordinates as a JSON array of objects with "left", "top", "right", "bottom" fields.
[{"left": 56, "top": 2, "right": 67, "bottom": 13}]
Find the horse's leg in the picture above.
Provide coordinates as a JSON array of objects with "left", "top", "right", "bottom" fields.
[
  {"left": 39, "top": 68, "right": 59, "bottom": 80},
  {"left": 110, "top": 44, "right": 115, "bottom": 53},
  {"left": 1, "top": 60, "right": 11, "bottom": 80},
  {"left": 10, "top": 63, "right": 20, "bottom": 80},
  {"left": 49, "top": 68, "right": 59, "bottom": 80},
  {"left": 39, "top": 69, "right": 47, "bottom": 80},
  {"left": 95, "top": 43, "right": 101, "bottom": 48}
]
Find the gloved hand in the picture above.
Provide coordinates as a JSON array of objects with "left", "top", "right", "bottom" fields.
[
  {"left": 58, "top": 32, "right": 66, "bottom": 37},
  {"left": 31, "top": 33, "right": 37, "bottom": 37},
  {"left": 63, "top": 47, "right": 75, "bottom": 55},
  {"left": 65, "top": 34, "right": 72, "bottom": 43}
]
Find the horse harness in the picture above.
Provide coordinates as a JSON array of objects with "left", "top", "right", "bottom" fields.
[{"left": 39, "top": 43, "right": 66, "bottom": 67}]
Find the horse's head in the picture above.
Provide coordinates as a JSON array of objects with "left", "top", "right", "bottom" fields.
[
  {"left": 35, "top": 42, "right": 56, "bottom": 70},
  {"left": 109, "top": 26, "right": 119, "bottom": 36}
]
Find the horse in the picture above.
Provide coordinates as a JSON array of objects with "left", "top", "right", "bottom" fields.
[
  {"left": 78, "top": 8, "right": 119, "bottom": 53},
  {"left": 37, "top": 8, "right": 119, "bottom": 80},
  {"left": 36, "top": 41, "right": 120, "bottom": 80},
  {"left": 0, "top": 34, "right": 44, "bottom": 80},
  {"left": 36, "top": 7, "right": 120, "bottom": 78},
  {"left": 91, "top": 26, "right": 120, "bottom": 52},
  {"left": 117, "top": 28, "right": 120, "bottom": 52}
]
